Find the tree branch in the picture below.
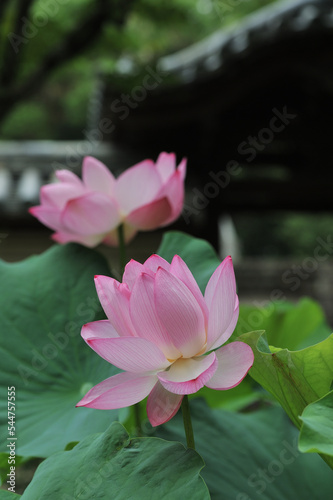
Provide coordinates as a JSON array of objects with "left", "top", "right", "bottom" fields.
[{"left": 0, "top": 0, "right": 137, "bottom": 125}]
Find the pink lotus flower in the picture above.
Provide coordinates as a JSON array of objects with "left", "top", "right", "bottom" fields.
[
  {"left": 76, "top": 254, "right": 254, "bottom": 426},
  {"left": 29, "top": 153, "right": 186, "bottom": 247}
]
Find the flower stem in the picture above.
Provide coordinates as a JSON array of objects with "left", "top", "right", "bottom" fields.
[
  {"left": 117, "top": 224, "right": 127, "bottom": 275},
  {"left": 181, "top": 395, "right": 195, "bottom": 450}
]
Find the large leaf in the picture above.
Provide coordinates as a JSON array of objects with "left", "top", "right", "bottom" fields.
[
  {"left": 235, "top": 298, "right": 331, "bottom": 350},
  {"left": 21, "top": 422, "right": 209, "bottom": 500},
  {"left": 238, "top": 331, "right": 333, "bottom": 428},
  {"left": 239, "top": 330, "right": 333, "bottom": 467},
  {"left": 157, "top": 399, "right": 333, "bottom": 499},
  {"left": 158, "top": 231, "right": 221, "bottom": 293},
  {"left": 0, "top": 244, "right": 121, "bottom": 458},
  {"left": 0, "top": 492, "right": 21, "bottom": 499},
  {"left": 299, "top": 391, "right": 333, "bottom": 456}
]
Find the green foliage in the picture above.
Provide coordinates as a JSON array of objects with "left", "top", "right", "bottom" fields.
[
  {"left": 21, "top": 422, "right": 209, "bottom": 500},
  {"left": 0, "top": 243, "right": 123, "bottom": 458},
  {"left": 239, "top": 330, "right": 333, "bottom": 468},
  {"left": 0, "top": 229, "right": 332, "bottom": 497},
  {"left": 234, "top": 212, "right": 333, "bottom": 257},
  {"left": 1, "top": 0, "right": 279, "bottom": 139},
  {"left": 1, "top": 230, "right": 332, "bottom": 495},
  {"left": 239, "top": 330, "right": 333, "bottom": 427},
  {"left": 235, "top": 298, "right": 331, "bottom": 350},
  {"left": 0, "top": 491, "right": 21, "bottom": 499},
  {"left": 157, "top": 399, "right": 333, "bottom": 500},
  {"left": 0, "top": 102, "right": 54, "bottom": 140},
  {"left": 299, "top": 391, "right": 333, "bottom": 457}
]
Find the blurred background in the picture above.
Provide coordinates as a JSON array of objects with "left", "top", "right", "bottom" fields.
[{"left": 1, "top": 0, "right": 333, "bottom": 323}]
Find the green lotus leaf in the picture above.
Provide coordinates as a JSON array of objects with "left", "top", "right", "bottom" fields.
[
  {"left": 21, "top": 422, "right": 209, "bottom": 500},
  {"left": 299, "top": 390, "right": 333, "bottom": 456},
  {"left": 0, "top": 244, "right": 121, "bottom": 458}
]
